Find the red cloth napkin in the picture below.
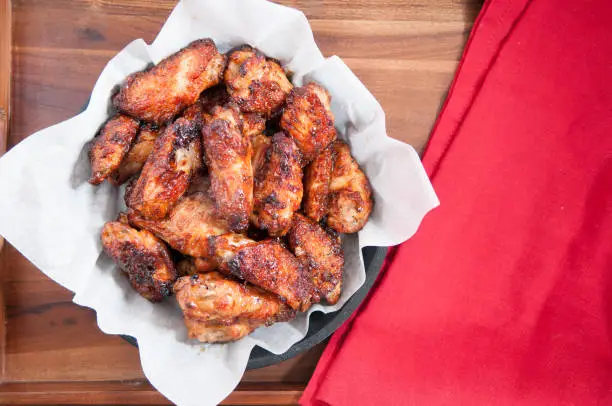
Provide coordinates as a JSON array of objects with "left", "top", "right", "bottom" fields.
[{"left": 302, "top": 0, "right": 612, "bottom": 404}]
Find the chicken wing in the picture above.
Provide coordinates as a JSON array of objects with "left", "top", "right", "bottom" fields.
[
  {"left": 113, "top": 39, "right": 226, "bottom": 125},
  {"left": 175, "top": 272, "right": 295, "bottom": 343},
  {"left": 288, "top": 214, "right": 344, "bottom": 304},
  {"left": 303, "top": 144, "right": 334, "bottom": 222},
  {"left": 202, "top": 105, "right": 253, "bottom": 232},
  {"left": 280, "top": 82, "right": 337, "bottom": 163},
  {"left": 89, "top": 114, "right": 140, "bottom": 185},
  {"left": 110, "top": 123, "right": 162, "bottom": 185},
  {"left": 101, "top": 221, "right": 176, "bottom": 302},
  {"left": 228, "top": 239, "right": 314, "bottom": 311},
  {"left": 242, "top": 113, "right": 266, "bottom": 138},
  {"left": 224, "top": 45, "right": 293, "bottom": 117},
  {"left": 128, "top": 188, "right": 229, "bottom": 259},
  {"left": 176, "top": 256, "right": 217, "bottom": 276},
  {"left": 327, "top": 140, "right": 373, "bottom": 233},
  {"left": 208, "top": 233, "right": 257, "bottom": 271},
  {"left": 127, "top": 117, "right": 202, "bottom": 220},
  {"left": 251, "top": 133, "right": 303, "bottom": 237},
  {"left": 251, "top": 133, "right": 271, "bottom": 174}
]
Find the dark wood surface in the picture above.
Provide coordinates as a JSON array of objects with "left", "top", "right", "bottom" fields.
[{"left": 0, "top": 0, "right": 481, "bottom": 404}]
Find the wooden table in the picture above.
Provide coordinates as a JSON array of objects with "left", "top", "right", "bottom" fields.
[{"left": 0, "top": 0, "right": 481, "bottom": 404}]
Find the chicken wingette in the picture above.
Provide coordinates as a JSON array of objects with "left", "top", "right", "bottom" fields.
[
  {"left": 251, "top": 133, "right": 303, "bottom": 236},
  {"left": 224, "top": 45, "right": 293, "bottom": 117},
  {"left": 280, "top": 82, "right": 337, "bottom": 162},
  {"left": 127, "top": 117, "right": 202, "bottom": 220},
  {"left": 327, "top": 140, "right": 373, "bottom": 233},
  {"left": 228, "top": 239, "right": 314, "bottom": 311},
  {"left": 113, "top": 39, "right": 226, "bottom": 125},
  {"left": 288, "top": 213, "right": 344, "bottom": 304},
  {"left": 89, "top": 114, "right": 140, "bottom": 185},
  {"left": 101, "top": 221, "right": 176, "bottom": 302},
  {"left": 202, "top": 105, "right": 253, "bottom": 232}
]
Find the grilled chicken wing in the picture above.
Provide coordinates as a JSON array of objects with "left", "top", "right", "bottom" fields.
[
  {"left": 288, "top": 214, "right": 344, "bottom": 304},
  {"left": 303, "top": 144, "right": 334, "bottom": 222},
  {"left": 113, "top": 39, "right": 226, "bottom": 125},
  {"left": 176, "top": 256, "right": 218, "bottom": 276},
  {"left": 128, "top": 188, "right": 229, "bottom": 258},
  {"left": 101, "top": 221, "right": 176, "bottom": 302},
  {"left": 89, "top": 114, "right": 140, "bottom": 185},
  {"left": 202, "top": 105, "right": 253, "bottom": 232},
  {"left": 242, "top": 113, "right": 266, "bottom": 138},
  {"left": 175, "top": 272, "right": 295, "bottom": 343},
  {"left": 251, "top": 133, "right": 271, "bottom": 174},
  {"left": 110, "top": 124, "right": 162, "bottom": 185},
  {"left": 251, "top": 133, "right": 303, "bottom": 236},
  {"left": 327, "top": 140, "right": 373, "bottom": 233},
  {"left": 224, "top": 46, "right": 293, "bottom": 117},
  {"left": 208, "top": 233, "right": 257, "bottom": 271},
  {"left": 280, "top": 82, "right": 337, "bottom": 163},
  {"left": 228, "top": 239, "right": 314, "bottom": 311},
  {"left": 127, "top": 117, "right": 202, "bottom": 220}
]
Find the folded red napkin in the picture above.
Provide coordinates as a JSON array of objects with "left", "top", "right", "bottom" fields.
[{"left": 302, "top": 0, "right": 612, "bottom": 404}]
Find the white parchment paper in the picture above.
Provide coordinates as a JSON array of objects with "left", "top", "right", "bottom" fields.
[{"left": 0, "top": 1, "right": 439, "bottom": 404}]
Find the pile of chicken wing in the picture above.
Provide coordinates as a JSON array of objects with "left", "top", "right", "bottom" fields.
[{"left": 89, "top": 39, "right": 373, "bottom": 343}]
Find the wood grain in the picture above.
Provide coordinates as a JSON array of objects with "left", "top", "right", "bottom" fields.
[{"left": 1, "top": 0, "right": 482, "bottom": 403}]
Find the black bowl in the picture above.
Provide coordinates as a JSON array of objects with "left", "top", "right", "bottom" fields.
[{"left": 121, "top": 246, "right": 387, "bottom": 369}]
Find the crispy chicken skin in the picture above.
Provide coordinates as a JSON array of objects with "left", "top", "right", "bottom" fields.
[
  {"left": 113, "top": 39, "right": 226, "bottom": 125},
  {"left": 183, "top": 318, "right": 256, "bottom": 343},
  {"left": 288, "top": 214, "right": 344, "bottom": 304},
  {"left": 224, "top": 46, "right": 293, "bottom": 117},
  {"left": 89, "top": 114, "right": 140, "bottom": 185},
  {"left": 129, "top": 189, "right": 229, "bottom": 258},
  {"left": 175, "top": 272, "right": 295, "bottom": 343},
  {"left": 176, "top": 256, "right": 218, "bottom": 276},
  {"left": 303, "top": 144, "right": 334, "bottom": 222},
  {"left": 251, "top": 133, "right": 303, "bottom": 236},
  {"left": 208, "top": 233, "right": 257, "bottom": 271},
  {"left": 202, "top": 105, "right": 253, "bottom": 232},
  {"left": 228, "top": 239, "right": 314, "bottom": 311},
  {"left": 280, "top": 82, "right": 337, "bottom": 163},
  {"left": 327, "top": 140, "right": 373, "bottom": 233},
  {"left": 101, "top": 221, "right": 177, "bottom": 302},
  {"left": 127, "top": 117, "right": 202, "bottom": 220},
  {"left": 242, "top": 113, "right": 266, "bottom": 138},
  {"left": 110, "top": 124, "right": 162, "bottom": 185}
]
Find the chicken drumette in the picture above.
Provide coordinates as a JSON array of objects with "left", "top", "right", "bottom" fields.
[
  {"left": 113, "top": 39, "right": 226, "bottom": 125},
  {"left": 224, "top": 45, "right": 293, "bottom": 117},
  {"left": 101, "top": 221, "right": 177, "bottom": 302},
  {"left": 327, "top": 140, "right": 373, "bottom": 233},
  {"left": 174, "top": 272, "right": 295, "bottom": 343}
]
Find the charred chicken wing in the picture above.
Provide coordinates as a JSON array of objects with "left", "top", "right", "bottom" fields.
[
  {"left": 110, "top": 124, "right": 162, "bottom": 185},
  {"left": 303, "top": 144, "right": 334, "bottom": 222},
  {"left": 288, "top": 214, "right": 344, "bottom": 304},
  {"left": 208, "top": 233, "right": 257, "bottom": 271},
  {"left": 113, "top": 39, "right": 226, "bottom": 125},
  {"left": 228, "top": 239, "right": 314, "bottom": 311},
  {"left": 251, "top": 133, "right": 303, "bottom": 237},
  {"left": 127, "top": 117, "right": 202, "bottom": 220},
  {"left": 89, "top": 114, "right": 140, "bottom": 185},
  {"left": 280, "top": 82, "right": 337, "bottom": 162},
  {"left": 202, "top": 105, "right": 253, "bottom": 232},
  {"left": 101, "top": 221, "right": 177, "bottom": 302},
  {"left": 327, "top": 140, "right": 373, "bottom": 233},
  {"left": 224, "top": 46, "right": 293, "bottom": 117}
]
